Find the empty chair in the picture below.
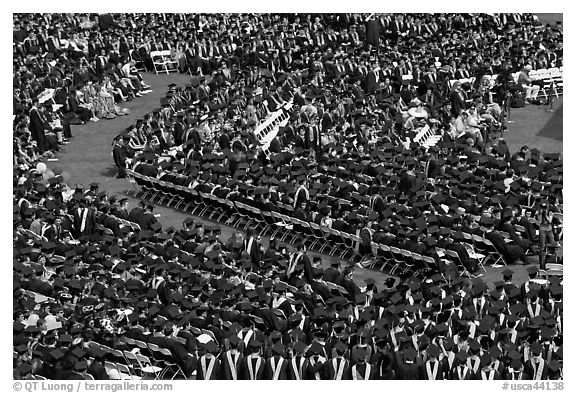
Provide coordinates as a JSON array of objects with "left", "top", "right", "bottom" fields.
[
  {"left": 150, "top": 50, "right": 178, "bottom": 74},
  {"left": 116, "top": 362, "right": 139, "bottom": 380},
  {"left": 136, "top": 353, "right": 163, "bottom": 379},
  {"left": 546, "top": 263, "right": 563, "bottom": 277},
  {"left": 158, "top": 347, "right": 187, "bottom": 379}
]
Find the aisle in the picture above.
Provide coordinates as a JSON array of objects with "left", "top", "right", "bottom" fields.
[
  {"left": 505, "top": 96, "right": 563, "bottom": 154},
  {"left": 52, "top": 72, "right": 200, "bottom": 237},
  {"left": 53, "top": 72, "right": 190, "bottom": 193}
]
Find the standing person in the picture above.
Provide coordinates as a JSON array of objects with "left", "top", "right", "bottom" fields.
[
  {"left": 221, "top": 336, "right": 243, "bottom": 380},
  {"left": 364, "top": 14, "right": 380, "bottom": 49},
  {"left": 243, "top": 228, "right": 263, "bottom": 271},
  {"left": 351, "top": 347, "right": 377, "bottom": 380},
  {"left": 535, "top": 202, "right": 555, "bottom": 269},
  {"left": 265, "top": 344, "right": 289, "bottom": 380},
  {"left": 449, "top": 81, "right": 467, "bottom": 118},
  {"left": 29, "top": 99, "right": 48, "bottom": 155},
  {"left": 150, "top": 267, "right": 172, "bottom": 305},
  {"left": 286, "top": 242, "right": 313, "bottom": 284},
  {"left": 523, "top": 342, "right": 549, "bottom": 380},
  {"left": 240, "top": 341, "right": 266, "bottom": 380},
  {"left": 325, "top": 342, "right": 350, "bottom": 380},
  {"left": 424, "top": 344, "right": 446, "bottom": 380},
  {"left": 72, "top": 199, "right": 96, "bottom": 238},
  {"left": 287, "top": 343, "right": 307, "bottom": 380},
  {"left": 196, "top": 342, "right": 222, "bottom": 380},
  {"left": 293, "top": 178, "right": 310, "bottom": 208},
  {"left": 112, "top": 135, "right": 131, "bottom": 178}
]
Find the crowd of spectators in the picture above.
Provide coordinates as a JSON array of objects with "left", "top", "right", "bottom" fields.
[
  {"left": 14, "top": 13, "right": 153, "bottom": 160},
  {"left": 14, "top": 13, "right": 562, "bottom": 380}
]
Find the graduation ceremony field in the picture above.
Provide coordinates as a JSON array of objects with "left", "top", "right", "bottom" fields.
[
  {"left": 14, "top": 12, "right": 564, "bottom": 381},
  {"left": 52, "top": 71, "right": 562, "bottom": 290}
]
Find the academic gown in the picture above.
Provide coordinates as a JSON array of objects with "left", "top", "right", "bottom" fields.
[
  {"left": 239, "top": 355, "right": 267, "bottom": 380},
  {"left": 325, "top": 357, "right": 351, "bottom": 380},
  {"left": 196, "top": 355, "right": 222, "bottom": 380},
  {"left": 265, "top": 355, "right": 289, "bottom": 380},
  {"left": 397, "top": 361, "right": 422, "bottom": 380},
  {"left": 220, "top": 350, "right": 243, "bottom": 380}
]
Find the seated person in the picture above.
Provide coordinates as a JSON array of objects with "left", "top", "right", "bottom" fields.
[
  {"left": 484, "top": 220, "right": 527, "bottom": 265},
  {"left": 517, "top": 65, "right": 540, "bottom": 103}
]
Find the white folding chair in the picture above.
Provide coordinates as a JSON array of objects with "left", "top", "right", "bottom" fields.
[{"left": 150, "top": 50, "right": 178, "bottom": 75}]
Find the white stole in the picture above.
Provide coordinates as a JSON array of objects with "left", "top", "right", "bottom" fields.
[
  {"left": 426, "top": 360, "right": 439, "bottom": 380},
  {"left": 226, "top": 351, "right": 239, "bottom": 380},
  {"left": 467, "top": 357, "right": 480, "bottom": 373},
  {"left": 332, "top": 358, "right": 346, "bottom": 380},
  {"left": 291, "top": 357, "right": 305, "bottom": 380},
  {"left": 446, "top": 351, "right": 455, "bottom": 369},
  {"left": 457, "top": 365, "right": 469, "bottom": 380},
  {"left": 510, "top": 329, "right": 518, "bottom": 343},
  {"left": 270, "top": 357, "right": 285, "bottom": 380},
  {"left": 527, "top": 302, "right": 541, "bottom": 318},
  {"left": 509, "top": 368, "right": 523, "bottom": 380},
  {"left": 79, "top": 207, "right": 88, "bottom": 232},
  {"left": 530, "top": 357, "right": 545, "bottom": 380},
  {"left": 287, "top": 253, "right": 303, "bottom": 275},
  {"left": 352, "top": 364, "right": 371, "bottom": 380},
  {"left": 245, "top": 237, "right": 254, "bottom": 255},
  {"left": 240, "top": 329, "right": 254, "bottom": 347},
  {"left": 247, "top": 356, "right": 262, "bottom": 380},
  {"left": 309, "top": 357, "right": 323, "bottom": 380},
  {"left": 481, "top": 369, "right": 495, "bottom": 380},
  {"left": 201, "top": 356, "right": 216, "bottom": 380},
  {"left": 298, "top": 316, "right": 306, "bottom": 331}
]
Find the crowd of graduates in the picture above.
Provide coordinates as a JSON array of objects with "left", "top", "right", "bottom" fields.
[
  {"left": 118, "top": 12, "right": 563, "bottom": 273},
  {"left": 12, "top": 177, "right": 564, "bottom": 380},
  {"left": 14, "top": 13, "right": 563, "bottom": 380}
]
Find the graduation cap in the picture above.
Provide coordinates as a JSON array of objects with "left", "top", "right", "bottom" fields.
[
  {"left": 292, "top": 341, "right": 307, "bottom": 355},
  {"left": 204, "top": 341, "right": 219, "bottom": 353},
  {"left": 334, "top": 341, "right": 348, "bottom": 355},
  {"left": 454, "top": 350, "right": 468, "bottom": 364},
  {"left": 49, "top": 348, "right": 66, "bottom": 360},
  {"left": 548, "top": 360, "right": 562, "bottom": 373},
  {"left": 71, "top": 347, "right": 87, "bottom": 359},
  {"left": 308, "top": 341, "right": 324, "bottom": 356},
  {"left": 271, "top": 343, "right": 286, "bottom": 356},
  {"left": 249, "top": 340, "right": 262, "bottom": 351},
  {"left": 549, "top": 284, "right": 562, "bottom": 297},
  {"left": 404, "top": 347, "right": 418, "bottom": 362},
  {"left": 480, "top": 353, "right": 493, "bottom": 367},
  {"left": 427, "top": 343, "right": 441, "bottom": 357},
  {"left": 531, "top": 341, "right": 543, "bottom": 354},
  {"left": 469, "top": 340, "right": 481, "bottom": 352}
]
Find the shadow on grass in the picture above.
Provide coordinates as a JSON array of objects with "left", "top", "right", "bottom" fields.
[
  {"left": 536, "top": 104, "right": 563, "bottom": 141},
  {"left": 99, "top": 166, "right": 120, "bottom": 178}
]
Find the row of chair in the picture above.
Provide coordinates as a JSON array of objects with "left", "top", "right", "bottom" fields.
[
  {"left": 126, "top": 168, "right": 367, "bottom": 263},
  {"left": 126, "top": 168, "right": 508, "bottom": 279},
  {"left": 445, "top": 67, "right": 563, "bottom": 101},
  {"left": 150, "top": 50, "right": 179, "bottom": 75},
  {"left": 413, "top": 124, "right": 442, "bottom": 149},
  {"left": 89, "top": 340, "right": 185, "bottom": 380},
  {"left": 253, "top": 100, "right": 293, "bottom": 143},
  {"left": 127, "top": 164, "right": 560, "bottom": 278}
]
